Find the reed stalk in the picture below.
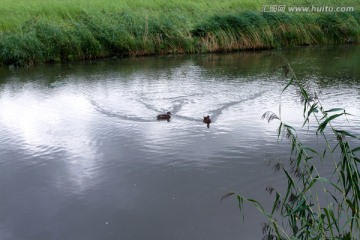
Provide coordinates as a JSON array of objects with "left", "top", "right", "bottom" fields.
[{"left": 223, "top": 54, "right": 360, "bottom": 239}]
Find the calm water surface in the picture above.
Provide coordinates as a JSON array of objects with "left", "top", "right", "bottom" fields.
[{"left": 0, "top": 46, "right": 360, "bottom": 240}]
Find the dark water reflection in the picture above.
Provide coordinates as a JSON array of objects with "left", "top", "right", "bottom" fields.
[{"left": 0, "top": 45, "right": 360, "bottom": 240}]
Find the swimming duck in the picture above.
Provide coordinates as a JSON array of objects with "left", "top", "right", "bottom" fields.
[
  {"left": 157, "top": 112, "right": 171, "bottom": 122},
  {"left": 203, "top": 115, "right": 211, "bottom": 128}
]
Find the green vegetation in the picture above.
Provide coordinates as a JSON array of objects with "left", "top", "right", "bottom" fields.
[
  {"left": 223, "top": 56, "right": 360, "bottom": 239},
  {"left": 0, "top": 0, "right": 360, "bottom": 66}
]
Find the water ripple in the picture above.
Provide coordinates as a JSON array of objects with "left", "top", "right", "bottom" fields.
[
  {"left": 1, "top": 48, "right": 360, "bottom": 240},
  {"left": 91, "top": 89, "right": 269, "bottom": 125},
  {"left": 91, "top": 99, "right": 157, "bottom": 122}
]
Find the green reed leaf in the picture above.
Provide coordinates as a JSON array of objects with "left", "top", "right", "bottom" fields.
[
  {"left": 284, "top": 198, "right": 306, "bottom": 217},
  {"left": 325, "top": 108, "right": 345, "bottom": 113},
  {"left": 351, "top": 146, "right": 360, "bottom": 153},
  {"left": 282, "top": 77, "right": 294, "bottom": 93},
  {"left": 271, "top": 192, "right": 280, "bottom": 215},
  {"left": 317, "top": 113, "right": 344, "bottom": 133},
  {"left": 335, "top": 130, "right": 359, "bottom": 140},
  {"left": 303, "top": 102, "right": 318, "bottom": 127}
]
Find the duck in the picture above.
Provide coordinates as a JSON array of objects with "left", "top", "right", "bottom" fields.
[
  {"left": 203, "top": 115, "right": 211, "bottom": 128},
  {"left": 157, "top": 112, "right": 171, "bottom": 122}
]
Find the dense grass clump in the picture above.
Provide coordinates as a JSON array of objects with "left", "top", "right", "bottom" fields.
[
  {"left": 0, "top": 32, "right": 41, "bottom": 66},
  {"left": 192, "top": 12, "right": 274, "bottom": 51},
  {"left": 263, "top": 13, "right": 319, "bottom": 46},
  {"left": 318, "top": 13, "right": 360, "bottom": 43},
  {"left": 0, "top": 0, "right": 360, "bottom": 66}
]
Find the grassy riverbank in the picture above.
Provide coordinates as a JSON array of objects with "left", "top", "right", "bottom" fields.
[{"left": 0, "top": 0, "right": 359, "bottom": 66}]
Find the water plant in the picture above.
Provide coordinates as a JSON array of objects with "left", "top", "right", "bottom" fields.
[{"left": 222, "top": 54, "right": 360, "bottom": 239}]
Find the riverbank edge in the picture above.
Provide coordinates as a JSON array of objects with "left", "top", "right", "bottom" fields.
[{"left": 0, "top": 11, "right": 359, "bottom": 67}]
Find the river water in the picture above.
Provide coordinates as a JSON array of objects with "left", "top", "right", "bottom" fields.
[{"left": 0, "top": 46, "right": 359, "bottom": 240}]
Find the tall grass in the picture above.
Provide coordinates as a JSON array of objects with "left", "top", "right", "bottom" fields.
[
  {"left": 0, "top": 0, "right": 360, "bottom": 66},
  {"left": 223, "top": 55, "right": 360, "bottom": 239}
]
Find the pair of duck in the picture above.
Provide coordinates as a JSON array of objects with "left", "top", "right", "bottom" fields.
[{"left": 157, "top": 112, "right": 212, "bottom": 128}]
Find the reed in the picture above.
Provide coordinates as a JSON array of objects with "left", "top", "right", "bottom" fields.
[
  {"left": 0, "top": 0, "right": 360, "bottom": 66},
  {"left": 223, "top": 55, "right": 360, "bottom": 239}
]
